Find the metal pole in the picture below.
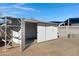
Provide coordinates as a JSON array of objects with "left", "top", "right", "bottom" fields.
[
  {"left": 20, "top": 18, "right": 22, "bottom": 52},
  {"left": 18, "top": 19, "right": 20, "bottom": 46},
  {"left": 68, "top": 19, "right": 70, "bottom": 38},
  {"left": 4, "top": 17, "right": 7, "bottom": 51},
  {"left": 68, "top": 18, "right": 70, "bottom": 26},
  {"left": 45, "top": 24, "right": 46, "bottom": 41},
  {"left": 64, "top": 22, "right": 65, "bottom": 26}
]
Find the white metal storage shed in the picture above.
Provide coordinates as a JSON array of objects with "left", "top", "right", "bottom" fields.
[{"left": 21, "top": 20, "right": 58, "bottom": 50}]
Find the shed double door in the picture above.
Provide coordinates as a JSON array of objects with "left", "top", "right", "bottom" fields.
[
  {"left": 37, "top": 24, "right": 56, "bottom": 42},
  {"left": 37, "top": 24, "right": 46, "bottom": 42}
]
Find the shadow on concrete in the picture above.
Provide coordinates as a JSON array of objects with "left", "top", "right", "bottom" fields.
[
  {"left": 0, "top": 41, "right": 5, "bottom": 47},
  {"left": 23, "top": 38, "right": 37, "bottom": 51}
]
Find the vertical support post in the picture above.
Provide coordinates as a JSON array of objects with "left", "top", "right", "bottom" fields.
[
  {"left": 64, "top": 22, "right": 65, "bottom": 26},
  {"left": 68, "top": 18, "right": 70, "bottom": 26},
  {"left": 20, "top": 18, "right": 25, "bottom": 52},
  {"left": 4, "top": 17, "right": 7, "bottom": 51},
  {"left": 20, "top": 19, "right": 25, "bottom": 52},
  {"left": 45, "top": 24, "right": 46, "bottom": 41},
  {"left": 20, "top": 18, "right": 22, "bottom": 52},
  {"left": 18, "top": 19, "right": 20, "bottom": 46},
  {"left": 68, "top": 19, "right": 70, "bottom": 38}
]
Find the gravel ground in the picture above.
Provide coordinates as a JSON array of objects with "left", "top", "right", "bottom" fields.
[{"left": 1, "top": 38, "right": 79, "bottom": 56}]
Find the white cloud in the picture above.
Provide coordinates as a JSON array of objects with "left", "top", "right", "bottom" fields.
[
  {"left": 9, "top": 11, "right": 25, "bottom": 15},
  {"left": 0, "top": 3, "right": 39, "bottom": 12},
  {"left": 13, "top": 3, "right": 40, "bottom": 12},
  {"left": 13, "top": 3, "right": 25, "bottom": 7},
  {"left": 2, "top": 13, "right": 17, "bottom": 17},
  {"left": 14, "top": 6, "right": 39, "bottom": 12},
  {"left": 0, "top": 6, "right": 12, "bottom": 9},
  {"left": 0, "top": 3, "right": 40, "bottom": 17}
]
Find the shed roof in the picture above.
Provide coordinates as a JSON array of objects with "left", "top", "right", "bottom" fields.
[
  {"left": 23, "top": 19, "right": 57, "bottom": 27},
  {"left": 0, "top": 16, "right": 58, "bottom": 27}
]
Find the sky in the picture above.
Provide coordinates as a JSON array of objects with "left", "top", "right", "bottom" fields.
[{"left": 0, "top": 3, "right": 79, "bottom": 22}]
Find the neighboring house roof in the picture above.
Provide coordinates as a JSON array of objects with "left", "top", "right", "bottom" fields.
[
  {"left": 1, "top": 16, "right": 20, "bottom": 20},
  {"left": 65, "top": 18, "right": 79, "bottom": 24},
  {"left": 0, "top": 19, "right": 4, "bottom": 25},
  {"left": 50, "top": 21, "right": 62, "bottom": 23},
  {"left": 59, "top": 18, "right": 79, "bottom": 26},
  {"left": 49, "top": 21, "right": 62, "bottom": 26}
]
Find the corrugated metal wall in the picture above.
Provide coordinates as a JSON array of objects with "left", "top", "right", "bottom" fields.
[
  {"left": 37, "top": 23, "right": 57, "bottom": 42},
  {"left": 37, "top": 24, "right": 46, "bottom": 42}
]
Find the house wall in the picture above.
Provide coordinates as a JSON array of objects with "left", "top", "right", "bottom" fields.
[
  {"left": 58, "top": 26, "right": 79, "bottom": 38},
  {"left": 58, "top": 27, "right": 68, "bottom": 38},
  {"left": 71, "top": 23, "right": 79, "bottom": 26}
]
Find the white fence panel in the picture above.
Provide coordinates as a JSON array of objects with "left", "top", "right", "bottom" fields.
[{"left": 58, "top": 26, "right": 79, "bottom": 39}]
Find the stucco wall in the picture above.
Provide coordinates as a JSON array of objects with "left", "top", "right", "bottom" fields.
[
  {"left": 46, "top": 26, "right": 57, "bottom": 41},
  {"left": 71, "top": 23, "right": 79, "bottom": 26},
  {"left": 58, "top": 26, "right": 79, "bottom": 38}
]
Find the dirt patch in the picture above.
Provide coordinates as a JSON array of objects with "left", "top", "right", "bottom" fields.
[
  {"left": 1, "top": 38, "right": 79, "bottom": 56},
  {"left": 24, "top": 38, "right": 79, "bottom": 56},
  {"left": 0, "top": 41, "right": 21, "bottom": 56}
]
